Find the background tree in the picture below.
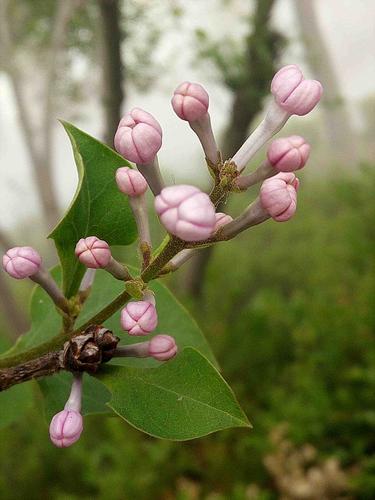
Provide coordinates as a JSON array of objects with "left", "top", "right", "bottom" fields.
[{"left": 292, "top": 0, "right": 357, "bottom": 166}]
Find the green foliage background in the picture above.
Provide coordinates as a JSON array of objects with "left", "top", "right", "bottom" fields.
[{"left": 1, "top": 167, "right": 374, "bottom": 499}]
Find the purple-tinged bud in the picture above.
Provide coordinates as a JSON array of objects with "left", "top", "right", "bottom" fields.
[
  {"left": 116, "top": 167, "right": 148, "bottom": 197},
  {"left": 49, "top": 409, "right": 83, "bottom": 448},
  {"left": 149, "top": 334, "right": 177, "bottom": 361},
  {"left": 155, "top": 185, "right": 216, "bottom": 242},
  {"left": 214, "top": 212, "right": 233, "bottom": 231},
  {"left": 232, "top": 65, "right": 322, "bottom": 172},
  {"left": 49, "top": 374, "right": 83, "bottom": 448},
  {"left": 282, "top": 79, "right": 323, "bottom": 116},
  {"left": 2, "top": 246, "right": 41, "bottom": 279},
  {"left": 271, "top": 65, "right": 323, "bottom": 116},
  {"left": 121, "top": 299, "right": 158, "bottom": 335},
  {"left": 2, "top": 246, "right": 70, "bottom": 313},
  {"left": 267, "top": 135, "right": 310, "bottom": 172},
  {"left": 171, "top": 82, "right": 218, "bottom": 164},
  {"left": 75, "top": 237, "right": 111, "bottom": 269},
  {"left": 260, "top": 172, "right": 298, "bottom": 222},
  {"left": 271, "top": 65, "right": 304, "bottom": 104},
  {"left": 114, "top": 108, "right": 162, "bottom": 165},
  {"left": 172, "top": 82, "right": 209, "bottom": 122}
]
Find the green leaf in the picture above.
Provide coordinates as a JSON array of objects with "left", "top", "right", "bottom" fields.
[
  {"left": 0, "top": 382, "right": 34, "bottom": 429},
  {"left": 50, "top": 121, "right": 137, "bottom": 298},
  {"left": 96, "top": 347, "right": 250, "bottom": 440},
  {"left": 0, "top": 268, "right": 63, "bottom": 359},
  {"left": 38, "top": 373, "right": 112, "bottom": 420}
]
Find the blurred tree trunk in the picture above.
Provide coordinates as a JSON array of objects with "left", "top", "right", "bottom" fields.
[
  {"left": 292, "top": 0, "right": 356, "bottom": 165},
  {"left": 185, "top": 0, "right": 283, "bottom": 297},
  {"left": 0, "top": 229, "right": 29, "bottom": 339},
  {"left": 98, "top": 0, "right": 125, "bottom": 146},
  {"left": 0, "top": 0, "right": 77, "bottom": 232}
]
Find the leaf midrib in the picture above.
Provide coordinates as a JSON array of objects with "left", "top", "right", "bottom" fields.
[{"left": 110, "top": 371, "right": 248, "bottom": 426}]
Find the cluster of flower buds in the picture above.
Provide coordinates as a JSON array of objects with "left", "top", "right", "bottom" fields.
[
  {"left": 1, "top": 63, "right": 322, "bottom": 449},
  {"left": 112, "top": 63, "right": 322, "bottom": 257}
]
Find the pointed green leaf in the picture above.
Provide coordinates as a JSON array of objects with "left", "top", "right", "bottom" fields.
[
  {"left": 0, "top": 268, "right": 63, "bottom": 359},
  {"left": 50, "top": 121, "right": 137, "bottom": 297},
  {"left": 96, "top": 348, "right": 250, "bottom": 440}
]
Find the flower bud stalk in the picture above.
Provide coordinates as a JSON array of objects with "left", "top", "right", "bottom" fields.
[
  {"left": 221, "top": 198, "right": 269, "bottom": 239},
  {"left": 136, "top": 157, "right": 165, "bottom": 196},
  {"left": 31, "top": 268, "right": 70, "bottom": 314},
  {"left": 64, "top": 373, "right": 83, "bottom": 412},
  {"left": 232, "top": 101, "right": 290, "bottom": 172},
  {"left": 105, "top": 257, "right": 132, "bottom": 281},
  {"left": 235, "top": 159, "right": 276, "bottom": 189},
  {"left": 129, "top": 194, "right": 152, "bottom": 266},
  {"left": 114, "top": 342, "right": 151, "bottom": 358},
  {"left": 189, "top": 114, "right": 219, "bottom": 166}
]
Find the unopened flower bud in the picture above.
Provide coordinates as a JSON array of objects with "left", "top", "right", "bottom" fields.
[
  {"left": 214, "top": 212, "right": 233, "bottom": 231},
  {"left": 149, "top": 334, "right": 177, "bottom": 361},
  {"left": 115, "top": 167, "right": 148, "bottom": 196},
  {"left": 2, "top": 246, "right": 69, "bottom": 313},
  {"left": 155, "top": 185, "right": 216, "bottom": 241},
  {"left": 267, "top": 135, "right": 310, "bottom": 172},
  {"left": 121, "top": 297, "right": 158, "bottom": 335},
  {"left": 75, "top": 237, "right": 130, "bottom": 280},
  {"left": 75, "top": 237, "right": 111, "bottom": 268},
  {"left": 232, "top": 65, "right": 322, "bottom": 172},
  {"left": 49, "top": 409, "right": 83, "bottom": 448},
  {"left": 270, "top": 65, "right": 304, "bottom": 103},
  {"left": 271, "top": 65, "right": 323, "bottom": 116},
  {"left": 172, "top": 82, "right": 209, "bottom": 122},
  {"left": 2, "top": 246, "right": 41, "bottom": 279},
  {"left": 171, "top": 82, "right": 218, "bottom": 164},
  {"left": 49, "top": 374, "right": 83, "bottom": 448},
  {"left": 114, "top": 108, "right": 162, "bottom": 165},
  {"left": 260, "top": 172, "right": 298, "bottom": 222}
]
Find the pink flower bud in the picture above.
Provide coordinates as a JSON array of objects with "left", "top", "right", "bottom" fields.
[
  {"left": 271, "top": 65, "right": 322, "bottom": 116},
  {"left": 171, "top": 82, "right": 209, "bottom": 122},
  {"left": 75, "top": 236, "right": 111, "bottom": 269},
  {"left": 280, "top": 79, "right": 323, "bottom": 116},
  {"left": 214, "top": 212, "right": 233, "bottom": 231},
  {"left": 114, "top": 108, "right": 162, "bottom": 165},
  {"left": 2, "top": 246, "right": 42, "bottom": 279},
  {"left": 155, "top": 185, "right": 216, "bottom": 241},
  {"left": 271, "top": 65, "right": 304, "bottom": 104},
  {"left": 49, "top": 409, "right": 83, "bottom": 448},
  {"left": 121, "top": 300, "right": 158, "bottom": 335},
  {"left": 149, "top": 334, "right": 177, "bottom": 361},
  {"left": 115, "top": 167, "right": 148, "bottom": 196},
  {"left": 260, "top": 172, "right": 298, "bottom": 222},
  {"left": 267, "top": 135, "right": 310, "bottom": 172}
]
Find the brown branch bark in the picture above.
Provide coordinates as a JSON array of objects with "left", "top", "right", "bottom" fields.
[
  {"left": 0, "top": 326, "right": 118, "bottom": 391},
  {"left": 98, "top": 0, "right": 125, "bottom": 146}
]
